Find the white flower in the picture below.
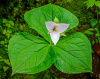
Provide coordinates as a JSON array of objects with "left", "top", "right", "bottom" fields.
[{"left": 45, "top": 21, "right": 69, "bottom": 45}]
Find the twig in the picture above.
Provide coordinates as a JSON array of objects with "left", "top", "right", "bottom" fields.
[{"left": 53, "top": 0, "right": 58, "bottom": 4}]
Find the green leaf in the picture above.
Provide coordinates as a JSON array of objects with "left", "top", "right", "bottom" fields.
[
  {"left": 2, "top": 19, "right": 7, "bottom": 23},
  {"left": 92, "top": 49, "right": 94, "bottom": 53},
  {"left": 98, "top": 11, "right": 100, "bottom": 14},
  {"left": 3, "top": 66, "right": 9, "bottom": 71},
  {"left": 88, "top": 28, "right": 94, "bottom": 31},
  {"left": 7, "top": 30, "right": 12, "bottom": 33},
  {"left": 53, "top": 32, "right": 92, "bottom": 74},
  {"left": 0, "top": 41, "right": 5, "bottom": 44},
  {"left": 84, "top": 0, "right": 95, "bottom": 9},
  {"left": 90, "top": 19, "right": 97, "bottom": 27},
  {"left": 3, "top": 30, "right": 7, "bottom": 34},
  {"left": 4, "top": 59, "right": 10, "bottom": 66},
  {"left": 95, "top": 28, "right": 99, "bottom": 34},
  {"left": 36, "top": 0, "right": 40, "bottom": 2},
  {"left": 6, "top": 33, "right": 11, "bottom": 38},
  {"left": 0, "top": 56, "right": 2, "bottom": 58},
  {"left": 18, "top": 46, "right": 57, "bottom": 74},
  {"left": 54, "top": 17, "right": 59, "bottom": 24},
  {"left": 95, "top": 33, "right": 99, "bottom": 37},
  {"left": 24, "top": 4, "right": 79, "bottom": 42},
  {"left": 84, "top": 30, "right": 93, "bottom": 35},
  {"left": 0, "top": 56, "right": 4, "bottom": 61},
  {"left": 92, "top": 40, "right": 95, "bottom": 45},
  {"left": 8, "top": 32, "right": 56, "bottom": 75},
  {"left": 8, "top": 20, "right": 14, "bottom": 26},
  {"left": 95, "top": 1, "right": 100, "bottom": 8},
  {"left": 98, "top": 37, "right": 100, "bottom": 43},
  {"left": 96, "top": 39, "right": 98, "bottom": 43},
  {"left": 6, "top": 23, "right": 11, "bottom": 28}
]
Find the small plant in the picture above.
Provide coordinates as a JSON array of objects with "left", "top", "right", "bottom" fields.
[
  {"left": 84, "top": 0, "right": 100, "bottom": 9},
  {"left": 8, "top": 4, "right": 92, "bottom": 75},
  {"left": 84, "top": 0, "right": 100, "bottom": 56},
  {"left": 0, "top": 56, "right": 10, "bottom": 72},
  {"left": 84, "top": 0, "right": 100, "bottom": 28},
  {"left": 2, "top": 19, "right": 14, "bottom": 28},
  {"left": 84, "top": 27, "right": 100, "bottom": 45},
  {"left": 84, "top": 0, "right": 100, "bottom": 44}
]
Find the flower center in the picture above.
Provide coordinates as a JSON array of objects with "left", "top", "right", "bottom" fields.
[{"left": 52, "top": 25, "right": 58, "bottom": 32}]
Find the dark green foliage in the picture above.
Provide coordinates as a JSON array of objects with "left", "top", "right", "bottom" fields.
[
  {"left": 0, "top": 0, "right": 35, "bottom": 19},
  {"left": 84, "top": 0, "right": 100, "bottom": 46},
  {"left": 90, "top": 19, "right": 97, "bottom": 27}
]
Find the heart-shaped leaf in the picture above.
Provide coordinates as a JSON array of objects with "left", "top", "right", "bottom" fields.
[
  {"left": 8, "top": 32, "right": 56, "bottom": 75},
  {"left": 24, "top": 4, "right": 79, "bottom": 42},
  {"left": 53, "top": 32, "right": 92, "bottom": 74}
]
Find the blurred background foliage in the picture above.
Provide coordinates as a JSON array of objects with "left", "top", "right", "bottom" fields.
[{"left": 0, "top": 0, "right": 100, "bottom": 79}]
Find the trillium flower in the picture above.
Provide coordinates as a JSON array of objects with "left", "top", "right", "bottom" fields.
[{"left": 45, "top": 21, "right": 69, "bottom": 45}]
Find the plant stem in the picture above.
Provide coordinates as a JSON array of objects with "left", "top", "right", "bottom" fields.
[
  {"left": 53, "top": 0, "right": 58, "bottom": 4},
  {"left": 96, "top": 6, "right": 99, "bottom": 28}
]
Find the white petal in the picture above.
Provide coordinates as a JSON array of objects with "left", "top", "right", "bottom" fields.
[
  {"left": 56, "top": 23, "right": 69, "bottom": 33},
  {"left": 45, "top": 21, "right": 56, "bottom": 32},
  {"left": 50, "top": 32, "right": 60, "bottom": 45}
]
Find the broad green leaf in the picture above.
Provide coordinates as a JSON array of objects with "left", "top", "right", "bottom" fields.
[
  {"left": 18, "top": 46, "right": 57, "bottom": 74},
  {"left": 24, "top": 4, "right": 79, "bottom": 42},
  {"left": 53, "top": 32, "right": 92, "bottom": 74},
  {"left": 8, "top": 32, "right": 56, "bottom": 75}
]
